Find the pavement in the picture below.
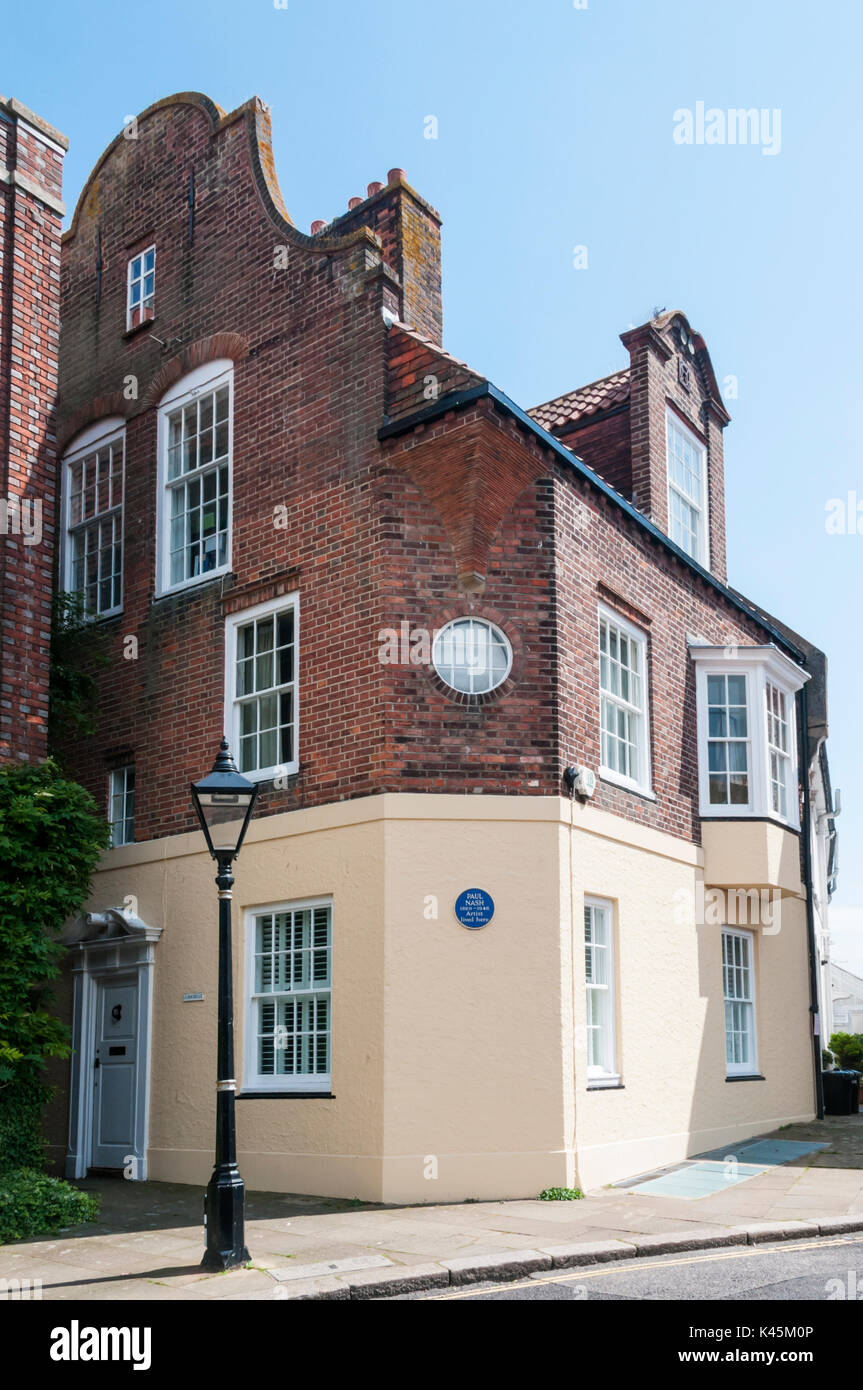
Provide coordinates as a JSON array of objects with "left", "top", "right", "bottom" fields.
[{"left": 2, "top": 1114, "right": 862, "bottom": 1302}]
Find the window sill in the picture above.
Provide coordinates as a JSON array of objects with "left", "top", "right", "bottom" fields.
[
  {"left": 124, "top": 315, "right": 156, "bottom": 340},
  {"left": 725, "top": 1073, "right": 765, "bottom": 1083},
  {"left": 154, "top": 569, "right": 233, "bottom": 602},
  {"left": 700, "top": 813, "right": 800, "bottom": 835},
  {"left": 599, "top": 770, "right": 656, "bottom": 801},
  {"left": 246, "top": 764, "right": 300, "bottom": 785},
  {"left": 238, "top": 1091, "right": 335, "bottom": 1100},
  {"left": 587, "top": 1081, "right": 624, "bottom": 1091}
]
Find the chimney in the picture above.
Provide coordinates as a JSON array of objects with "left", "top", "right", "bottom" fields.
[
  {"left": 332, "top": 168, "right": 443, "bottom": 343},
  {"left": 0, "top": 97, "right": 68, "bottom": 763}
]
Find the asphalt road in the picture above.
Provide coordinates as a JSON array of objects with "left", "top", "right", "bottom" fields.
[{"left": 401, "top": 1233, "right": 863, "bottom": 1301}]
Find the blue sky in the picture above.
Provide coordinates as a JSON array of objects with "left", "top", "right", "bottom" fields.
[{"left": 7, "top": 0, "right": 862, "bottom": 971}]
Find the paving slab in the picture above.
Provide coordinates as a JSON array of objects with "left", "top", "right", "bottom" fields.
[
  {"left": 2, "top": 1114, "right": 860, "bottom": 1299},
  {"left": 265, "top": 1254, "right": 393, "bottom": 1283}
]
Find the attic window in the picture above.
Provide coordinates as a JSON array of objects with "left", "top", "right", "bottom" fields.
[
  {"left": 127, "top": 245, "right": 155, "bottom": 330},
  {"left": 666, "top": 409, "right": 709, "bottom": 567}
]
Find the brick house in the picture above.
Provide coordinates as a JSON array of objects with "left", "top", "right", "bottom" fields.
[
  {"left": 52, "top": 90, "right": 836, "bottom": 1200},
  {"left": 0, "top": 96, "right": 66, "bottom": 765}
]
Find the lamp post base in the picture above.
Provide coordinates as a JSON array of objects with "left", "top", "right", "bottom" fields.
[{"left": 200, "top": 1171, "right": 250, "bottom": 1271}]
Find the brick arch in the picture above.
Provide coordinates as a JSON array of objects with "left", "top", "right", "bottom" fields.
[
  {"left": 143, "top": 332, "right": 250, "bottom": 409},
  {"left": 57, "top": 392, "right": 130, "bottom": 454}
]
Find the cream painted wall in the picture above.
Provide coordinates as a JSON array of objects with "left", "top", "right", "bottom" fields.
[
  {"left": 568, "top": 800, "right": 815, "bottom": 1189},
  {"left": 71, "top": 794, "right": 816, "bottom": 1202},
  {"left": 378, "top": 810, "right": 570, "bottom": 1203},
  {"left": 83, "top": 804, "right": 387, "bottom": 1197}
]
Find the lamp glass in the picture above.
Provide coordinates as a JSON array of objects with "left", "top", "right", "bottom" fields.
[{"left": 195, "top": 789, "right": 254, "bottom": 855}]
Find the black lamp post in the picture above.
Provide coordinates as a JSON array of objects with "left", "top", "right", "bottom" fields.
[{"left": 191, "top": 737, "right": 258, "bottom": 1272}]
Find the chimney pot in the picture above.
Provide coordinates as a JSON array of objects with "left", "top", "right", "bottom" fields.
[
  {"left": 387, "top": 168, "right": 406, "bottom": 185},
  {"left": 310, "top": 220, "right": 326, "bottom": 235},
  {"left": 367, "top": 181, "right": 384, "bottom": 197},
  {"left": 348, "top": 196, "right": 363, "bottom": 210}
]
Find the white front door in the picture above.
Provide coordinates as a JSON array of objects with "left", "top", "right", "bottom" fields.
[{"left": 91, "top": 975, "right": 139, "bottom": 1169}]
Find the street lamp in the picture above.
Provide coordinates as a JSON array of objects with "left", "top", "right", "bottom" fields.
[{"left": 191, "top": 737, "right": 258, "bottom": 1272}]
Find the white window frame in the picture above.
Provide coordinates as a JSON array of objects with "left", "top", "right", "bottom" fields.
[
  {"left": 126, "top": 245, "right": 155, "bottom": 331},
  {"left": 690, "top": 644, "right": 807, "bottom": 828},
  {"left": 666, "top": 408, "right": 710, "bottom": 568},
  {"left": 243, "top": 897, "right": 332, "bottom": 1094},
  {"left": 584, "top": 896, "right": 619, "bottom": 1087},
  {"left": 224, "top": 592, "right": 299, "bottom": 783},
  {"left": 155, "top": 359, "right": 233, "bottom": 597},
  {"left": 108, "top": 765, "right": 135, "bottom": 847},
  {"left": 722, "top": 926, "right": 758, "bottom": 1077},
  {"left": 61, "top": 418, "right": 126, "bottom": 619},
  {"left": 431, "top": 616, "right": 513, "bottom": 695},
  {"left": 597, "top": 605, "right": 653, "bottom": 797},
  {"left": 766, "top": 681, "right": 792, "bottom": 820},
  {"left": 704, "top": 669, "right": 752, "bottom": 811}
]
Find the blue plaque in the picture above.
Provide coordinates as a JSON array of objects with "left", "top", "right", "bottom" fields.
[{"left": 454, "top": 888, "right": 495, "bottom": 929}]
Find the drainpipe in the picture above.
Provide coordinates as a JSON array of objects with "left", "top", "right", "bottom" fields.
[{"left": 797, "top": 682, "right": 824, "bottom": 1120}]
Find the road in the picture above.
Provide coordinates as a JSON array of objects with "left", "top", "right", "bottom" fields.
[{"left": 398, "top": 1233, "right": 863, "bottom": 1301}]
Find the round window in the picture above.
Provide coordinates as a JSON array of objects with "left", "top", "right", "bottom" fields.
[{"left": 432, "top": 618, "right": 512, "bottom": 696}]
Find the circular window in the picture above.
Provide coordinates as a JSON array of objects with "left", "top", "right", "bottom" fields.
[{"left": 432, "top": 618, "right": 512, "bottom": 696}]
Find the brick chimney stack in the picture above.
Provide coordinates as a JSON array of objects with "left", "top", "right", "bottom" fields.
[
  {"left": 0, "top": 96, "right": 67, "bottom": 763},
  {"left": 327, "top": 167, "right": 443, "bottom": 343}
]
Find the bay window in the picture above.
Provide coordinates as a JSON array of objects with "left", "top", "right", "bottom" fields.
[{"left": 690, "top": 644, "right": 807, "bottom": 827}]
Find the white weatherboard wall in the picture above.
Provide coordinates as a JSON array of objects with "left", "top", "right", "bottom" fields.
[{"left": 65, "top": 794, "right": 816, "bottom": 1201}]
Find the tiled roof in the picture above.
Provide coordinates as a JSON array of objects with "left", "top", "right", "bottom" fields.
[{"left": 529, "top": 368, "right": 630, "bottom": 432}]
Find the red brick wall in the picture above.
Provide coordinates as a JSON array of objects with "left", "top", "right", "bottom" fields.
[
  {"left": 556, "top": 407, "right": 632, "bottom": 499},
  {"left": 56, "top": 93, "right": 788, "bottom": 852},
  {"left": 57, "top": 96, "right": 410, "bottom": 840},
  {"left": 622, "top": 314, "right": 728, "bottom": 581},
  {"left": 382, "top": 400, "right": 775, "bottom": 843},
  {"left": 0, "top": 98, "right": 66, "bottom": 764}
]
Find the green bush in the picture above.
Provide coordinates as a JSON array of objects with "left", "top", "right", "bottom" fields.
[
  {"left": 0, "top": 1168, "right": 100, "bottom": 1244},
  {"left": 0, "top": 1078, "right": 51, "bottom": 1173},
  {"left": 829, "top": 1033, "right": 863, "bottom": 1073},
  {"left": 0, "top": 759, "right": 110, "bottom": 1170},
  {"left": 538, "top": 1186, "right": 585, "bottom": 1201}
]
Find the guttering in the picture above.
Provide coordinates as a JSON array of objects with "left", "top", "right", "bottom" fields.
[
  {"left": 380, "top": 382, "right": 806, "bottom": 664},
  {"left": 798, "top": 682, "right": 825, "bottom": 1120}
]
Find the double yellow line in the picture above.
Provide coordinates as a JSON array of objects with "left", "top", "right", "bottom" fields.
[{"left": 427, "top": 1233, "right": 863, "bottom": 1299}]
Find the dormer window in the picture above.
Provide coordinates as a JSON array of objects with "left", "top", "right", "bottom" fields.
[
  {"left": 690, "top": 644, "right": 808, "bottom": 828},
  {"left": 127, "top": 245, "right": 155, "bottom": 330},
  {"left": 667, "top": 409, "right": 709, "bottom": 566}
]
